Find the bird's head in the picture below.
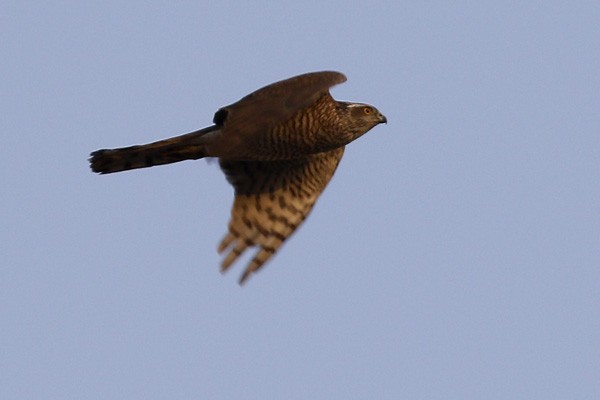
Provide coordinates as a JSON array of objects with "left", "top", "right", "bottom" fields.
[{"left": 341, "top": 102, "right": 387, "bottom": 141}]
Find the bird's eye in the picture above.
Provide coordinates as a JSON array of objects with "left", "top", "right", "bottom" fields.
[{"left": 364, "top": 107, "right": 372, "bottom": 115}]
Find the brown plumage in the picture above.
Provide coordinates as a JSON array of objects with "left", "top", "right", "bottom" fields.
[{"left": 90, "top": 71, "right": 386, "bottom": 284}]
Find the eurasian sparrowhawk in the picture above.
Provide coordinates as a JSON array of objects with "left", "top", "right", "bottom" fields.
[{"left": 90, "top": 71, "right": 386, "bottom": 283}]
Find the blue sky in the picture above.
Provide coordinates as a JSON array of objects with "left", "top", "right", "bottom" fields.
[{"left": 2, "top": 1, "right": 599, "bottom": 399}]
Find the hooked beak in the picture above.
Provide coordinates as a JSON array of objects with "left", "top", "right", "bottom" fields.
[{"left": 378, "top": 113, "right": 387, "bottom": 124}]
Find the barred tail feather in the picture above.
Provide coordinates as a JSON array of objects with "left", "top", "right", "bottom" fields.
[{"left": 89, "top": 126, "right": 217, "bottom": 174}]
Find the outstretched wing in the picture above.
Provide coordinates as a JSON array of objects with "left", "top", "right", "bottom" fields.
[
  {"left": 207, "top": 71, "right": 346, "bottom": 158},
  {"left": 218, "top": 147, "right": 345, "bottom": 284}
]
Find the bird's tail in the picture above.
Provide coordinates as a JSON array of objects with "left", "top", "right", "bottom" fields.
[{"left": 89, "top": 126, "right": 218, "bottom": 174}]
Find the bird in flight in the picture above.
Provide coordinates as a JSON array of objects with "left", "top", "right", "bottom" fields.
[{"left": 90, "top": 71, "right": 386, "bottom": 284}]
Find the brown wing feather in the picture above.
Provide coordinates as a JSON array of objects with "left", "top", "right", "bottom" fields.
[
  {"left": 218, "top": 147, "right": 345, "bottom": 284},
  {"left": 206, "top": 71, "right": 346, "bottom": 158}
]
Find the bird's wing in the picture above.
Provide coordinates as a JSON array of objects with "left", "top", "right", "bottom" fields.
[
  {"left": 207, "top": 71, "right": 346, "bottom": 157},
  {"left": 218, "top": 147, "right": 345, "bottom": 284}
]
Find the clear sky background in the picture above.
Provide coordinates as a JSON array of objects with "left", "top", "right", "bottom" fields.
[{"left": 2, "top": 1, "right": 599, "bottom": 399}]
